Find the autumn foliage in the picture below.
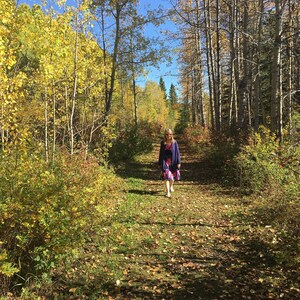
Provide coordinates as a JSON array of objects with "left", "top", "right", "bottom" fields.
[
  {"left": 0, "top": 0, "right": 175, "bottom": 296},
  {"left": 0, "top": 146, "right": 123, "bottom": 293},
  {"left": 1, "top": 0, "right": 300, "bottom": 298}
]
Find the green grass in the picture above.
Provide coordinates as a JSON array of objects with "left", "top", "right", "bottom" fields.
[{"left": 9, "top": 139, "right": 300, "bottom": 299}]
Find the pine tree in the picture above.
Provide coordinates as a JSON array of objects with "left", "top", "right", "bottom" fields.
[
  {"left": 159, "top": 76, "right": 167, "bottom": 100},
  {"left": 169, "top": 83, "right": 178, "bottom": 105}
]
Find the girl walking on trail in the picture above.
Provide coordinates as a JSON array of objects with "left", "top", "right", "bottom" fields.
[{"left": 158, "top": 128, "right": 181, "bottom": 198}]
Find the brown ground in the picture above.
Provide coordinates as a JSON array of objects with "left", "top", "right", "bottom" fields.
[{"left": 102, "top": 137, "right": 300, "bottom": 300}]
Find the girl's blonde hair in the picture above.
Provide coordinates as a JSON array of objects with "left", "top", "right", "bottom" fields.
[{"left": 164, "top": 128, "right": 174, "bottom": 143}]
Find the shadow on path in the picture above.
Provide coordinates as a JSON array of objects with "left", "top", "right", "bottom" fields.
[
  {"left": 110, "top": 138, "right": 298, "bottom": 299},
  {"left": 115, "top": 140, "right": 222, "bottom": 185},
  {"left": 127, "top": 189, "right": 160, "bottom": 196},
  {"left": 111, "top": 231, "right": 285, "bottom": 300}
]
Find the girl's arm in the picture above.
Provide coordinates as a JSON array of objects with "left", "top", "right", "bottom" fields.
[
  {"left": 175, "top": 141, "right": 181, "bottom": 168},
  {"left": 158, "top": 141, "right": 163, "bottom": 166}
]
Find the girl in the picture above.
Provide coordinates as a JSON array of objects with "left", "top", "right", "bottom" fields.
[{"left": 158, "top": 129, "right": 181, "bottom": 198}]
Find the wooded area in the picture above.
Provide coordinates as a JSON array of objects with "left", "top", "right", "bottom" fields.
[
  {"left": 175, "top": 0, "right": 299, "bottom": 140},
  {"left": 0, "top": 0, "right": 299, "bottom": 298}
]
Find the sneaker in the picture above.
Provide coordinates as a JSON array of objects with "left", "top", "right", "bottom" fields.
[{"left": 170, "top": 186, "right": 174, "bottom": 193}]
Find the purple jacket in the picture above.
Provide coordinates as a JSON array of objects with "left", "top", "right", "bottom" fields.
[{"left": 158, "top": 140, "right": 181, "bottom": 172}]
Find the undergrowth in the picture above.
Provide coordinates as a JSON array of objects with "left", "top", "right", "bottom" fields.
[
  {"left": 0, "top": 146, "right": 124, "bottom": 298},
  {"left": 109, "top": 123, "right": 154, "bottom": 164},
  {"left": 183, "top": 125, "right": 300, "bottom": 270}
]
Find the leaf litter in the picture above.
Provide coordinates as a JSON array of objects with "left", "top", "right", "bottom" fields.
[{"left": 80, "top": 139, "right": 300, "bottom": 299}]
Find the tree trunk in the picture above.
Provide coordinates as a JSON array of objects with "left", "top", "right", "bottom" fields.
[
  {"left": 228, "top": 0, "right": 238, "bottom": 131},
  {"left": 254, "top": 0, "right": 264, "bottom": 131},
  {"left": 105, "top": 3, "right": 122, "bottom": 117},
  {"left": 215, "top": 0, "right": 222, "bottom": 131},
  {"left": 237, "top": 1, "right": 250, "bottom": 130},
  {"left": 287, "top": 0, "right": 293, "bottom": 134},
  {"left": 44, "top": 87, "right": 49, "bottom": 163},
  {"left": 191, "top": 66, "right": 197, "bottom": 124},
  {"left": 64, "top": 84, "right": 69, "bottom": 146},
  {"left": 100, "top": 7, "right": 109, "bottom": 119},
  {"left": 270, "top": 0, "right": 283, "bottom": 140},
  {"left": 204, "top": 0, "right": 215, "bottom": 130},
  {"left": 1, "top": 103, "right": 4, "bottom": 151},
  {"left": 133, "top": 76, "right": 138, "bottom": 127},
  {"left": 195, "top": 0, "right": 206, "bottom": 127},
  {"left": 233, "top": 6, "right": 241, "bottom": 130},
  {"left": 70, "top": 3, "right": 79, "bottom": 155},
  {"left": 52, "top": 82, "right": 56, "bottom": 162}
]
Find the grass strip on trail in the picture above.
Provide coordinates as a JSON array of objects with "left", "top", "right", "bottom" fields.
[{"left": 92, "top": 140, "right": 300, "bottom": 300}]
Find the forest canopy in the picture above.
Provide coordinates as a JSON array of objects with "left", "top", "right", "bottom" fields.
[{"left": 0, "top": 0, "right": 299, "bottom": 298}]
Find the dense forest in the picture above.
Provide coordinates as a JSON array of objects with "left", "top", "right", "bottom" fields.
[{"left": 0, "top": 0, "right": 299, "bottom": 298}]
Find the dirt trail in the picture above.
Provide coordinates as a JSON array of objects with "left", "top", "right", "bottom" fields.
[{"left": 111, "top": 137, "right": 297, "bottom": 300}]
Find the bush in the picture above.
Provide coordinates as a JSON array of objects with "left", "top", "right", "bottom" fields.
[
  {"left": 0, "top": 146, "right": 123, "bottom": 296},
  {"left": 230, "top": 127, "right": 299, "bottom": 196},
  {"left": 182, "top": 126, "right": 239, "bottom": 173},
  {"left": 182, "top": 125, "right": 212, "bottom": 154},
  {"left": 220, "top": 126, "right": 300, "bottom": 268},
  {"left": 109, "top": 124, "right": 153, "bottom": 163}
]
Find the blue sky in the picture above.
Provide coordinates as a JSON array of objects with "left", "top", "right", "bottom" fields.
[
  {"left": 18, "top": 0, "right": 181, "bottom": 95},
  {"left": 137, "top": 0, "right": 180, "bottom": 94}
]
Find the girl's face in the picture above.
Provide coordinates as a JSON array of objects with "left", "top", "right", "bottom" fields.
[{"left": 165, "top": 130, "right": 172, "bottom": 141}]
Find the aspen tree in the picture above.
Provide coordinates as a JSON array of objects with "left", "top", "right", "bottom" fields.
[
  {"left": 254, "top": 0, "right": 264, "bottom": 131},
  {"left": 173, "top": 0, "right": 206, "bottom": 127},
  {"left": 92, "top": 0, "right": 134, "bottom": 118},
  {"left": 69, "top": 0, "right": 79, "bottom": 155},
  {"left": 228, "top": 0, "right": 238, "bottom": 130},
  {"left": 214, "top": 0, "right": 222, "bottom": 131},
  {"left": 194, "top": 0, "right": 206, "bottom": 127},
  {"left": 271, "top": 0, "right": 285, "bottom": 141},
  {"left": 117, "top": 2, "right": 167, "bottom": 128},
  {"left": 285, "top": 0, "right": 299, "bottom": 135},
  {"left": 0, "top": 0, "right": 27, "bottom": 151},
  {"left": 203, "top": 0, "right": 215, "bottom": 129},
  {"left": 287, "top": 0, "right": 292, "bottom": 134}
]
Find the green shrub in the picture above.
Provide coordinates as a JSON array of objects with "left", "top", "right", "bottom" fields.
[
  {"left": 183, "top": 126, "right": 239, "bottom": 172},
  {"left": 109, "top": 124, "right": 153, "bottom": 163},
  {"left": 0, "top": 146, "right": 123, "bottom": 295},
  {"left": 231, "top": 127, "right": 299, "bottom": 196},
  {"left": 182, "top": 125, "right": 212, "bottom": 154}
]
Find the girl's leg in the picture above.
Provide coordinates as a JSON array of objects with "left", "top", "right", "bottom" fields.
[
  {"left": 165, "top": 180, "right": 171, "bottom": 197},
  {"left": 170, "top": 179, "right": 174, "bottom": 192}
]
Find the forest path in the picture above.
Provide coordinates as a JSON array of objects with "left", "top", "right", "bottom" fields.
[{"left": 109, "top": 136, "right": 291, "bottom": 300}]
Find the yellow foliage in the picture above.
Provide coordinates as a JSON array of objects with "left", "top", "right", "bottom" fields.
[
  {"left": 138, "top": 81, "right": 170, "bottom": 128},
  {"left": 0, "top": 250, "right": 19, "bottom": 277}
]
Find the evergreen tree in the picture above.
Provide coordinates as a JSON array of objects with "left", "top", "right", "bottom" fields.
[
  {"left": 159, "top": 76, "right": 167, "bottom": 100},
  {"left": 169, "top": 83, "right": 178, "bottom": 105},
  {"left": 175, "top": 99, "right": 190, "bottom": 133}
]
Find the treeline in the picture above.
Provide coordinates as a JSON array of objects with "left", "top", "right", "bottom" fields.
[
  {"left": 175, "top": 0, "right": 300, "bottom": 285},
  {"left": 174, "top": 0, "right": 299, "bottom": 141},
  {"left": 0, "top": 0, "right": 178, "bottom": 296},
  {"left": 0, "top": 0, "right": 177, "bottom": 162}
]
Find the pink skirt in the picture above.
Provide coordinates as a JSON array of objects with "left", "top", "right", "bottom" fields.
[{"left": 161, "top": 169, "right": 180, "bottom": 181}]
